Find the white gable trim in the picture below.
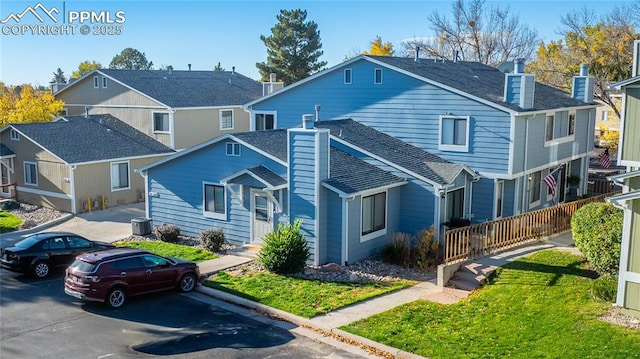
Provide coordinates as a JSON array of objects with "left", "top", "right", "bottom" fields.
[{"left": 1, "top": 126, "right": 68, "bottom": 164}]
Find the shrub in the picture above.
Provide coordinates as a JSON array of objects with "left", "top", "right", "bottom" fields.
[
  {"left": 200, "top": 228, "right": 225, "bottom": 252},
  {"left": 591, "top": 274, "right": 618, "bottom": 302},
  {"left": 381, "top": 232, "right": 413, "bottom": 267},
  {"left": 155, "top": 224, "right": 180, "bottom": 243},
  {"left": 257, "top": 220, "right": 310, "bottom": 274},
  {"left": 414, "top": 227, "right": 442, "bottom": 270},
  {"left": 571, "top": 202, "right": 623, "bottom": 275},
  {"left": 0, "top": 200, "right": 20, "bottom": 211}
]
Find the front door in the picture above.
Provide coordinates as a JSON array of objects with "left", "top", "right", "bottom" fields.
[{"left": 252, "top": 190, "right": 273, "bottom": 244}]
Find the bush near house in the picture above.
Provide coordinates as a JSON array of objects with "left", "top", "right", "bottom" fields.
[
  {"left": 381, "top": 227, "right": 442, "bottom": 270},
  {"left": 257, "top": 220, "right": 310, "bottom": 274},
  {"left": 155, "top": 224, "right": 180, "bottom": 243},
  {"left": 571, "top": 202, "right": 623, "bottom": 275},
  {"left": 200, "top": 228, "right": 225, "bottom": 252}
]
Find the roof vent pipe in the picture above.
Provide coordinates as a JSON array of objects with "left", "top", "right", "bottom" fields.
[
  {"left": 314, "top": 105, "right": 320, "bottom": 122},
  {"left": 188, "top": 64, "right": 191, "bottom": 71},
  {"left": 232, "top": 66, "right": 235, "bottom": 75},
  {"left": 269, "top": 73, "right": 276, "bottom": 82},
  {"left": 84, "top": 106, "right": 89, "bottom": 118},
  {"left": 415, "top": 46, "right": 420, "bottom": 62}
]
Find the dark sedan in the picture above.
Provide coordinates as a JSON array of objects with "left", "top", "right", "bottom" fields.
[{"left": 0, "top": 232, "right": 115, "bottom": 278}]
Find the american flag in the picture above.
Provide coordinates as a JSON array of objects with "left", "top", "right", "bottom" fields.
[
  {"left": 543, "top": 168, "right": 560, "bottom": 204},
  {"left": 598, "top": 148, "right": 611, "bottom": 168}
]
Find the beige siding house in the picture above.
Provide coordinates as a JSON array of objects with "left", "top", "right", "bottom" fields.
[
  {"left": 608, "top": 40, "right": 640, "bottom": 319},
  {"left": 0, "top": 114, "right": 173, "bottom": 213},
  {"left": 54, "top": 69, "right": 265, "bottom": 149}
]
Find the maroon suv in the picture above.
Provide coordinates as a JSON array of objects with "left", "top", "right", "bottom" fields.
[{"left": 64, "top": 248, "right": 200, "bottom": 309}]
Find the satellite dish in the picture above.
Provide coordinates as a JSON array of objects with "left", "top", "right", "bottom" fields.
[{"left": 498, "top": 61, "right": 514, "bottom": 73}]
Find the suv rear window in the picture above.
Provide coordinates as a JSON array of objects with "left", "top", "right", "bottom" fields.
[{"left": 69, "top": 259, "right": 96, "bottom": 273}]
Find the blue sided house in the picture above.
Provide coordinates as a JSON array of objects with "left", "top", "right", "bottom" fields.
[
  {"left": 244, "top": 55, "right": 599, "bottom": 223},
  {"left": 138, "top": 115, "right": 478, "bottom": 265}
]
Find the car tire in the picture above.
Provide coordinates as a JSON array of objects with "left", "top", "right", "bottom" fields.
[
  {"left": 106, "top": 287, "right": 126, "bottom": 309},
  {"left": 179, "top": 273, "right": 197, "bottom": 292},
  {"left": 32, "top": 261, "right": 50, "bottom": 278}
]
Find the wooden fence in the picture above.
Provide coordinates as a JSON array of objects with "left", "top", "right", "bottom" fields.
[{"left": 443, "top": 192, "right": 618, "bottom": 264}]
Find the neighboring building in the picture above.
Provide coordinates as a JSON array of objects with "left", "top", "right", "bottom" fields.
[
  {"left": 0, "top": 114, "right": 173, "bottom": 213},
  {"left": 54, "top": 68, "right": 270, "bottom": 149},
  {"left": 138, "top": 117, "right": 478, "bottom": 265},
  {"left": 607, "top": 40, "right": 640, "bottom": 319},
  {"left": 244, "top": 55, "right": 598, "bottom": 223}
]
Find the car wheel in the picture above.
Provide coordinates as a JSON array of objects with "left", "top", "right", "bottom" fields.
[
  {"left": 179, "top": 273, "right": 197, "bottom": 292},
  {"left": 32, "top": 261, "right": 50, "bottom": 278},
  {"left": 106, "top": 287, "right": 126, "bottom": 309}
]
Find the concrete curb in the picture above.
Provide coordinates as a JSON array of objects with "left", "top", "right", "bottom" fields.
[
  {"left": 8, "top": 213, "right": 75, "bottom": 236},
  {"left": 195, "top": 285, "right": 426, "bottom": 359}
]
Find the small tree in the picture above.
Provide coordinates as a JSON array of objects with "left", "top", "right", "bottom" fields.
[
  {"left": 257, "top": 220, "right": 310, "bottom": 274},
  {"left": 72, "top": 60, "right": 103, "bottom": 78},
  {"left": 571, "top": 202, "right": 623, "bottom": 275}
]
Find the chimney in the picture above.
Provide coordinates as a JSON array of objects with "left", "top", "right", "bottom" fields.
[
  {"left": 270, "top": 73, "right": 276, "bottom": 82},
  {"left": 50, "top": 82, "right": 67, "bottom": 94},
  {"left": 188, "top": 64, "right": 191, "bottom": 71},
  {"left": 302, "top": 114, "right": 314, "bottom": 129},
  {"left": 415, "top": 46, "right": 420, "bottom": 62},
  {"left": 633, "top": 40, "right": 640, "bottom": 77},
  {"left": 571, "top": 63, "right": 594, "bottom": 103},
  {"left": 503, "top": 58, "right": 535, "bottom": 109}
]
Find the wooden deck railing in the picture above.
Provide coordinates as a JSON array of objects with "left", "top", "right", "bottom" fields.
[{"left": 444, "top": 192, "right": 619, "bottom": 264}]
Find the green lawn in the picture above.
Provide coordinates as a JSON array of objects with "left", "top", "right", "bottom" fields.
[
  {"left": 0, "top": 211, "right": 24, "bottom": 233},
  {"left": 342, "top": 250, "right": 640, "bottom": 359},
  {"left": 114, "top": 240, "right": 217, "bottom": 262},
  {"left": 205, "top": 271, "right": 414, "bottom": 318}
]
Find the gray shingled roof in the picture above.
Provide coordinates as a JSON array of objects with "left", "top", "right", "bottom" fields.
[
  {"left": 11, "top": 114, "right": 174, "bottom": 164},
  {"left": 246, "top": 165, "right": 287, "bottom": 188},
  {"left": 233, "top": 128, "right": 405, "bottom": 194},
  {"left": 0, "top": 143, "right": 15, "bottom": 157},
  {"left": 369, "top": 56, "right": 591, "bottom": 112},
  {"left": 99, "top": 69, "right": 263, "bottom": 108},
  {"left": 316, "top": 119, "right": 465, "bottom": 184}
]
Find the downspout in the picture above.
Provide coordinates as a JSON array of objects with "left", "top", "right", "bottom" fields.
[
  {"left": 244, "top": 106, "right": 255, "bottom": 131},
  {"left": 169, "top": 109, "right": 176, "bottom": 149},
  {"left": 142, "top": 171, "right": 150, "bottom": 218},
  {"left": 344, "top": 195, "right": 355, "bottom": 266},
  {"left": 70, "top": 165, "right": 77, "bottom": 214},
  {"left": 521, "top": 115, "right": 532, "bottom": 214}
]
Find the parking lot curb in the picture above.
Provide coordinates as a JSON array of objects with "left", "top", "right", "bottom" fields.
[
  {"left": 195, "top": 284, "right": 426, "bottom": 359},
  {"left": 9, "top": 213, "right": 75, "bottom": 236}
]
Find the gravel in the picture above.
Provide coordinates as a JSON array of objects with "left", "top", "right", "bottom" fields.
[{"left": 8, "top": 202, "right": 67, "bottom": 230}]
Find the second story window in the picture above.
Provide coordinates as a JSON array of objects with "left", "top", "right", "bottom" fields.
[
  {"left": 102, "top": 77, "right": 108, "bottom": 89},
  {"left": 220, "top": 110, "right": 233, "bottom": 130},
  {"left": 344, "top": 69, "right": 352, "bottom": 84},
  {"left": 439, "top": 116, "right": 470, "bottom": 152},
  {"left": 93, "top": 76, "right": 99, "bottom": 89},
  {"left": 153, "top": 112, "right": 170, "bottom": 133},
  {"left": 226, "top": 142, "right": 240, "bottom": 156},
  {"left": 568, "top": 114, "right": 576, "bottom": 136},
  {"left": 10, "top": 129, "right": 19, "bottom": 141},
  {"left": 374, "top": 68, "right": 383, "bottom": 84}
]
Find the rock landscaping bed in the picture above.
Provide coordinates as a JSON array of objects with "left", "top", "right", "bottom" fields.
[{"left": 5, "top": 202, "right": 67, "bottom": 230}]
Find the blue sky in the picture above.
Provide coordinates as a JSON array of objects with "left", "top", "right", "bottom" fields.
[{"left": 0, "top": 0, "right": 636, "bottom": 86}]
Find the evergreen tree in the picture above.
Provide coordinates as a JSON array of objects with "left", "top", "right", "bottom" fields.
[
  {"left": 109, "top": 48, "right": 154, "bottom": 70},
  {"left": 256, "top": 9, "right": 327, "bottom": 84}
]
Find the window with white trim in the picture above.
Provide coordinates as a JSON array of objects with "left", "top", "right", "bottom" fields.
[
  {"left": 439, "top": 116, "right": 469, "bottom": 152},
  {"left": 204, "top": 183, "right": 226, "bottom": 219},
  {"left": 93, "top": 76, "right": 99, "bottom": 88},
  {"left": 102, "top": 77, "right": 108, "bottom": 89},
  {"left": 254, "top": 112, "right": 275, "bottom": 131},
  {"left": 447, "top": 187, "right": 465, "bottom": 220},
  {"left": 568, "top": 114, "right": 575, "bottom": 136},
  {"left": 344, "top": 69, "right": 352, "bottom": 84},
  {"left": 226, "top": 142, "right": 240, "bottom": 156},
  {"left": 529, "top": 171, "right": 542, "bottom": 205},
  {"left": 10, "top": 129, "right": 19, "bottom": 141},
  {"left": 220, "top": 109, "right": 234, "bottom": 130},
  {"left": 153, "top": 112, "right": 170, "bottom": 133},
  {"left": 24, "top": 161, "right": 37, "bottom": 186},
  {"left": 110, "top": 161, "right": 129, "bottom": 191},
  {"left": 374, "top": 68, "right": 383, "bottom": 84},
  {"left": 495, "top": 181, "right": 504, "bottom": 218},
  {"left": 545, "top": 115, "right": 555, "bottom": 141},
  {"left": 361, "top": 192, "right": 386, "bottom": 240}
]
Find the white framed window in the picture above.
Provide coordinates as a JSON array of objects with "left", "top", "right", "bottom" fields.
[
  {"left": 61, "top": 109, "right": 68, "bottom": 116},
  {"left": 568, "top": 113, "right": 576, "bottom": 136},
  {"left": 23, "top": 161, "right": 37, "bottom": 186},
  {"left": 545, "top": 115, "right": 555, "bottom": 142},
  {"left": 439, "top": 115, "right": 470, "bottom": 152},
  {"left": 495, "top": 180, "right": 504, "bottom": 218},
  {"left": 374, "top": 68, "right": 383, "bottom": 84},
  {"left": 529, "top": 171, "right": 542, "bottom": 206},
  {"left": 226, "top": 142, "right": 240, "bottom": 156},
  {"left": 203, "top": 183, "right": 226, "bottom": 219},
  {"left": 220, "top": 109, "right": 234, "bottom": 130},
  {"left": 102, "top": 77, "right": 108, "bottom": 89},
  {"left": 361, "top": 191, "right": 387, "bottom": 242},
  {"left": 254, "top": 112, "right": 276, "bottom": 131},
  {"left": 152, "top": 112, "right": 170, "bottom": 133},
  {"left": 10, "top": 129, "right": 19, "bottom": 141},
  {"left": 93, "top": 76, "right": 99, "bottom": 89},
  {"left": 344, "top": 69, "right": 352, "bottom": 84},
  {"left": 446, "top": 187, "right": 465, "bottom": 220},
  {"left": 110, "top": 161, "right": 130, "bottom": 191}
]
